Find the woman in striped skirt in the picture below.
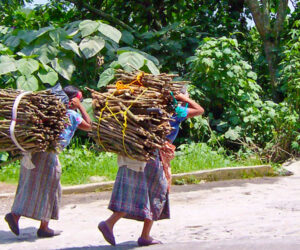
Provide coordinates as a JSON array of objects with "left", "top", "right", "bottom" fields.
[
  {"left": 5, "top": 85, "right": 92, "bottom": 238},
  {"left": 98, "top": 154, "right": 167, "bottom": 246},
  {"left": 98, "top": 87, "right": 204, "bottom": 246}
]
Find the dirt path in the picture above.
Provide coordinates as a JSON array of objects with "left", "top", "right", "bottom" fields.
[{"left": 0, "top": 160, "right": 300, "bottom": 249}]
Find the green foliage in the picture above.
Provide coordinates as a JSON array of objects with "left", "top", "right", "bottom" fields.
[
  {"left": 187, "top": 36, "right": 299, "bottom": 161},
  {"left": 0, "top": 1, "right": 298, "bottom": 164},
  {"left": 0, "top": 2, "right": 77, "bottom": 29},
  {"left": 0, "top": 152, "right": 9, "bottom": 162},
  {"left": 0, "top": 161, "right": 20, "bottom": 183},
  {"left": 171, "top": 142, "right": 263, "bottom": 174},
  {"left": 59, "top": 140, "right": 118, "bottom": 185},
  {"left": 279, "top": 20, "right": 300, "bottom": 112},
  {"left": 0, "top": 141, "right": 265, "bottom": 185},
  {"left": 0, "top": 20, "right": 159, "bottom": 91},
  {"left": 187, "top": 37, "right": 261, "bottom": 135}
]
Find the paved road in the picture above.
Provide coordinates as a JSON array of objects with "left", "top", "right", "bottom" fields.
[{"left": 0, "top": 160, "right": 300, "bottom": 250}]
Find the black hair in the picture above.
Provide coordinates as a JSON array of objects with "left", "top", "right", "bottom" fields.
[{"left": 63, "top": 85, "right": 80, "bottom": 99}]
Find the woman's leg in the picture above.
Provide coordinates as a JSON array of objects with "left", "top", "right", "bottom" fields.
[
  {"left": 141, "top": 219, "right": 153, "bottom": 240},
  {"left": 37, "top": 220, "right": 61, "bottom": 237},
  {"left": 138, "top": 219, "right": 162, "bottom": 246},
  {"left": 39, "top": 220, "right": 50, "bottom": 231},
  {"left": 98, "top": 211, "right": 126, "bottom": 246},
  {"left": 105, "top": 211, "right": 126, "bottom": 232}
]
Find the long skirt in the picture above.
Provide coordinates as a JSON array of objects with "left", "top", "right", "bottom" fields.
[
  {"left": 108, "top": 153, "right": 170, "bottom": 221},
  {"left": 11, "top": 152, "right": 61, "bottom": 221}
]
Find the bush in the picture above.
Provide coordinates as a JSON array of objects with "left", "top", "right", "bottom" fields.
[{"left": 186, "top": 36, "right": 299, "bottom": 161}]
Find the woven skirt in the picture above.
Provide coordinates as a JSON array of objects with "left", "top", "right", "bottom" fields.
[
  {"left": 11, "top": 152, "right": 61, "bottom": 221},
  {"left": 108, "top": 153, "right": 170, "bottom": 221}
]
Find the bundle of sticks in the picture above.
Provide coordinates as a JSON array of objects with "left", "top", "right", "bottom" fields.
[
  {"left": 88, "top": 69, "right": 188, "bottom": 161},
  {"left": 0, "top": 89, "right": 68, "bottom": 154}
]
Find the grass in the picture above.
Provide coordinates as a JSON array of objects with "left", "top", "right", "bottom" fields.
[
  {"left": 59, "top": 141, "right": 118, "bottom": 185},
  {"left": 171, "top": 143, "right": 263, "bottom": 174},
  {"left": 0, "top": 141, "right": 265, "bottom": 185}
]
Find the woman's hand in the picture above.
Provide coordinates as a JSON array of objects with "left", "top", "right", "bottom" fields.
[
  {"left": 175, "top": 93, "right": 189, "bottom": 102},
  {"left": 70, "top": 97, "right": 81, "bottom": 109},
  {"left": 175, "top": 93, "right": 204, "bottom": 118}
]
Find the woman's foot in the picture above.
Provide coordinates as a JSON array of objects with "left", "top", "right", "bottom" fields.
[
  {"left": 37, "top": 228, "right": 62, "bottom": 238},
  {"left": 98, "top": 221, "right": 116, "bottom": 246},
  {"left": 137, "top": 236, "right": 162, "bottom": 246},
  {"left": 4, "top": 213, "right": 19, "bottom": 236}
]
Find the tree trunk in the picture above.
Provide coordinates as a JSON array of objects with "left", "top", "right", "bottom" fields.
[
  {"left": 263, "top": 39, "right": 279, "bottom": 99},
  {"left": 245, "top": 0, "right": 288, "bottom": 101}
]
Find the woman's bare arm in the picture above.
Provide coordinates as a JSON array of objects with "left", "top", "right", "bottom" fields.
[
  {"left": 71, "top": 97, "right": 92, "bottom": 131},
  {"left": 175, "top": 93, "right": 204, "bottom": 118}
]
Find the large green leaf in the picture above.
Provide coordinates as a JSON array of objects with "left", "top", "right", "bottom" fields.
[
  {"left": 145, "top": 60, "right": 159, "bottom": 75},
  {"left": 17, "top": 58, "right": 39, "bottom": 75},
  {"left": 121, "top": 30, "right": 134, "bottom": 45},
  {"left": 0, "top": 26, "right": 10, "bottom": 35},
  {"left": 98, "top": 68, "right": 115, "bottom": 88},
  {"left": 79, "top": 20, "right": 99, "bottom": 37},
  {"left": 98, "top": 22, "right": 122, "bottom": 43},
  {"left": 117, "top": 47, "right": 159, "bottom": 66},
  {"left": 17, "top": 26, "right": 54, "bottom": 44},
  {"left": 81, "top": 98, "right": 97, "bottom": 122},
  {"left": 17, "top": 75, "right": 39, "bottom": 91},
  {"left": 51, "top": 57, "right": 75, "bottom": 80},
  {"left": 79, "top": 36, "right": 105, "bottom": 59},
  {"left": 65, "top": 20, "right": 81, "bottom": 37},
  {"left": 49, "top": 28, "right": 68, "bottom": 44},
  {"left": 61, "top": 40, "right": 81, "bottom": 57},
  {"left": 118, "top": 52, "right": 145, "bottom": 71},
  {"left": 37, "top": 65, "right": 58, "bottom": 85},
  {"left": 35, "top": 44, "right": 59, "bottom": 65},
  {"left": 0, "top": 56, "right": 17, "bottom": 75},
  {"left": 0, "top": 43, "right": 10, "bottom": 53},
  {"left": 4, "top": 36, "right": 20, "bottom": 48}
]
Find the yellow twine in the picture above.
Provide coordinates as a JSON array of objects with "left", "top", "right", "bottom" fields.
[{"left": 97, "top": 72, "right": 148, "bottom": 159}]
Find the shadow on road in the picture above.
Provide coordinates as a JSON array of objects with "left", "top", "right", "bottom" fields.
[
  {"left": 60, "top": 241, "right": 138, "bottom": 250},
  {"left": 0, "top": 227, "right": 37, "bottom": 244}
]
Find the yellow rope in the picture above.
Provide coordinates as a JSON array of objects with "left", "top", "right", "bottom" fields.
[
  {"left": 97, "top": 72, "right": 148, "bottom": 159},
  {"left": 115, "top": 71, "right": 146, "bottom": 93}
]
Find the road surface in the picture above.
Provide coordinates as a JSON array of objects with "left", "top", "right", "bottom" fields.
[{"left": 0, "top": 160, "right": 299, "bottom": 249}]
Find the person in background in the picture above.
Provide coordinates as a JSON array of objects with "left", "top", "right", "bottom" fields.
[
  {"left": 98, "top": 85, "right": 204, "bottom": 246},
  {"left": 4, "top": 85, "right": 91, "bottom": 238}
]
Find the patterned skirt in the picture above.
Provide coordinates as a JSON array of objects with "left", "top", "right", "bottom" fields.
[
  {"left": 11, "top": 152, "right": 61, "bottom": 221},
  {"left": 108, "top": 153, "right": 170, "bottom": 221}
]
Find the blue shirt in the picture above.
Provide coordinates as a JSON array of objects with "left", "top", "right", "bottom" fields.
[
  {"left": 166, "top": 106, "right": 189, "bottom": 142},
  {"left": 60, "top": 110, "right": 83, "bottom": 149}
]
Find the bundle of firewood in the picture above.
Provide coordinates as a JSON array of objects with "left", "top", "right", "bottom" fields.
[
  {"left": 0, "top": 89, "right": 68, "bottom": 154},
  {"left": 88, "top": 70, "right": 188, "bottom": 161}
]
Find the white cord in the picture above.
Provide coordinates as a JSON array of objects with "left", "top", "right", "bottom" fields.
[
  {"left": 9, "top": 91, "right": 32, "bottom": 152},
  {"left": 9, "top": 91, "right": 35, "bottom": 169}
]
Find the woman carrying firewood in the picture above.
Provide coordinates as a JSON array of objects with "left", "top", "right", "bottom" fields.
[
  {"left": 4, "top": 85, "right": 91, "bottom": 238},
  {"left": 98, "top": 85, "right": 204, "bottom": 246}
]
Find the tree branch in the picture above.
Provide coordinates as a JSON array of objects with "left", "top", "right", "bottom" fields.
[
  {"left": 274, "top": 0, "right": 288, "bottom": 41},
  {"left": 245, "top": 0, "right": 268, "bottom": 39},
  {"left": 261, "top": 0, "right": 270, "bottom": 27},
  {"left": 66, "top": 0, "right": 135, "bottom": 33}
]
